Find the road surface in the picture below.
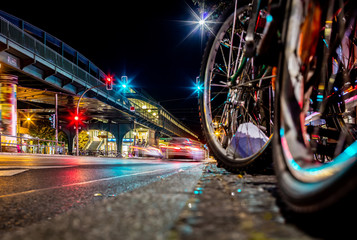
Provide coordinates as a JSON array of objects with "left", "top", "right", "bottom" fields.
[
  {"left": 0, "top": 154, "right": 351, "bottom": 239},
  {"left": 0, "top": 154, "right": 204, "bottom": 239}
]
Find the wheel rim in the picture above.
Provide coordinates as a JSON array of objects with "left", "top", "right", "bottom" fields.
[{"left": 202, "top": 7, "right": 273, "bottom": 162}]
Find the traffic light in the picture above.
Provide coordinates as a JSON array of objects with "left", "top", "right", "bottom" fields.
[
  {"left": 73, "top": 114, "right": 80, "bottom": 129},
  {"left": 49, "top": 114, "right": 56, "bottom": 128},
  {"left": 106, "top": 76, "right": 113, "bottom": 90},
  {"left": 195, "top": 76, "right": 203, "bottom": 93},
  {"left": 121, "top": 76, "right": 128, "bottom": 83},
  {"left": 121, "top": 76, "right": 128, "bottom": 89},
  {"left": 67, "top": 111, "right": 87, "bottom": 128}
]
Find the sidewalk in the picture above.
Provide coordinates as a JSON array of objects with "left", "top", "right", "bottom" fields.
[{"left": 169, "top": 163, "right": 316, "bottom": 240}]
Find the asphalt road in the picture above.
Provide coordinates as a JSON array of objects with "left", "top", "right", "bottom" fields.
[
  {"left": 0, "top": 154, "right": 204, "bottom": 239},
  {"left": 1, "top": 155, "right": 353, "bottom": 240}
]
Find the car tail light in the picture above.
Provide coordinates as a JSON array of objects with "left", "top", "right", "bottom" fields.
[{"left": 161, "top": 145, "right": 181, "bottom": 150}]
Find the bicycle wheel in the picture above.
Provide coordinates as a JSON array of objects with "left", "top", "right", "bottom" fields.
[
  {"left": 199, "top": 2, "right": 273, "bottom": 172},
  {"left": 274, "top": 0, "right": 357, "bottom": 212}
]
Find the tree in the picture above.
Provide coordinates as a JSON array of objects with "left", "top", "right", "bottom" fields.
[
  {"left": 58, "top": 131, "right": 68, "bottom": 145},
  {"left": 28, "top": 120, "right": 69, "bottom": 150},
  {"left": 78, "top": 130, "right": 89, "bottom": 150},
  {"left": 28, "top": 119, "right": 55, "bottom": 140}
]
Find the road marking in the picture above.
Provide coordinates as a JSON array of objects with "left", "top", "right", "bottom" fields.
[
  {"left": 0, "top": 169, "right": 29, "bottom": 176},
  {"left": 0, "top": 165, "right": 75, "bottom": 177},
  {"left": 0, "top": 165, "right": 75, "bottom": 169},
  {"left": 0, "top": 167, "right": 186, "bottom": 199}
]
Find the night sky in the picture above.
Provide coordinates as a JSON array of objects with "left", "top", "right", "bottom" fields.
[{"left": 1, "top": 1, "right": 206, "bottom": 138}]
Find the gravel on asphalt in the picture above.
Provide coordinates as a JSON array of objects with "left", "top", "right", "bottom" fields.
[{"left": 170, "top": 163, "right": 318, "bottom": 240}]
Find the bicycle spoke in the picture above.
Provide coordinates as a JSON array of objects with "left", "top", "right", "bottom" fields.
[
  {"left": 227, "top": 0, "right": 239, "bottom": 78},
  {"left": 200, "top": 3, "right": 273, "bottom": 166}
]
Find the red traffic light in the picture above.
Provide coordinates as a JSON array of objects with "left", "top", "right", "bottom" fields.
[
  {"left": 67, "top": 111, "right": 87, "bottom": 128},
  {"left": 106, "top": 76, "right": 113, "bottom": 90}
]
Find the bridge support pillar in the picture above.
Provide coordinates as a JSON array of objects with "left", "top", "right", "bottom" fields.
[
  {"left": 0, "top": 74, "right": 18, "bottom": 152},
  {"left": 154, "top": 131, "right": 161, "bottom": 147},
  {"left": 86, "top": 122, "right": 133, "bottom": 155}
]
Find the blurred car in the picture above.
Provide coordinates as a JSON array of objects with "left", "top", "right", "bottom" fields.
[
  {"left": 162, "top": 138, "right": 205, "bottom": 161},
  {"left": 130, "top": 145, "right": 163, "bottom": 158}
]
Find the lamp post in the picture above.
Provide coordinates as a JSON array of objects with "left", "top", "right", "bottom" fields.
[
  {"left": 74, "top": 76, "right": 125, "bottom": 156},
  {"left": 75, "top": 84, "right": 105, "bottom": 156}
]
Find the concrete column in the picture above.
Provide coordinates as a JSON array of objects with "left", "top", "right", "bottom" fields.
[
  {"left": 154, "top": 131, "right": 161, "bottom": 147},
  {"left": 0, "top": 74, "right": 18, "bottom": 152}
]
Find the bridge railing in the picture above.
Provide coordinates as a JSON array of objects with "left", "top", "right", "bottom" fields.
[
  {"left": 128, "top": 100, "right": 161, "bottom": 126},
  {"left": 0, "top": 133, "right": 67, "bottom": 154},
  {"left": 0, "top": 16, "right": 131, "bottom": 109}
]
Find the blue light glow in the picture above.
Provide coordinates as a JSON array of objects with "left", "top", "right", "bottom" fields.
[
  {"left": 344, "top": 141, "right": 357, "bottom": 157},
  {"left": 280, "top": 128, "right": 284, "bottom": 137},
  {"left": 194, "top": 81, "right": 204, "bottom": 94},
  {"left": 266, "top": 14, "right": 273, "bottom": 23}
]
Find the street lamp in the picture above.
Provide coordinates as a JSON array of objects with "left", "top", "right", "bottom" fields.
[
  {"left": 23, "top": 113, "right": 35, "bottom": 128},
  {"left": 194, "top": 76, "right": 203, "bottom": 94},
  {"left": 75, "top": 75, "right": 114, "bottom": 156},
  {"left": 75, "top": 86, "right": 101, "bottom": 156}
]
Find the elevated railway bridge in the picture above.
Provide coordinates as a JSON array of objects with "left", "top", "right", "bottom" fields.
[{"left": 0, "top": 10, "right": 197, "bottom": 154}]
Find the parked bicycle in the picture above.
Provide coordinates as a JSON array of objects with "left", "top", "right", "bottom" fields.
[
  {"left": 198, "top": 0, "right": 357, "bottom": 213},
  {"left": 198, "top": 0, "right": 274, "bottom": 173}
]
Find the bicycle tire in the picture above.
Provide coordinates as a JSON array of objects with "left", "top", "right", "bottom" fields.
[
  {"left": 273, "top": 0, "right": 357, "bottom": 213},
  {"left": 199, "top": 1, "right": 273, "bottom": 173}
]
